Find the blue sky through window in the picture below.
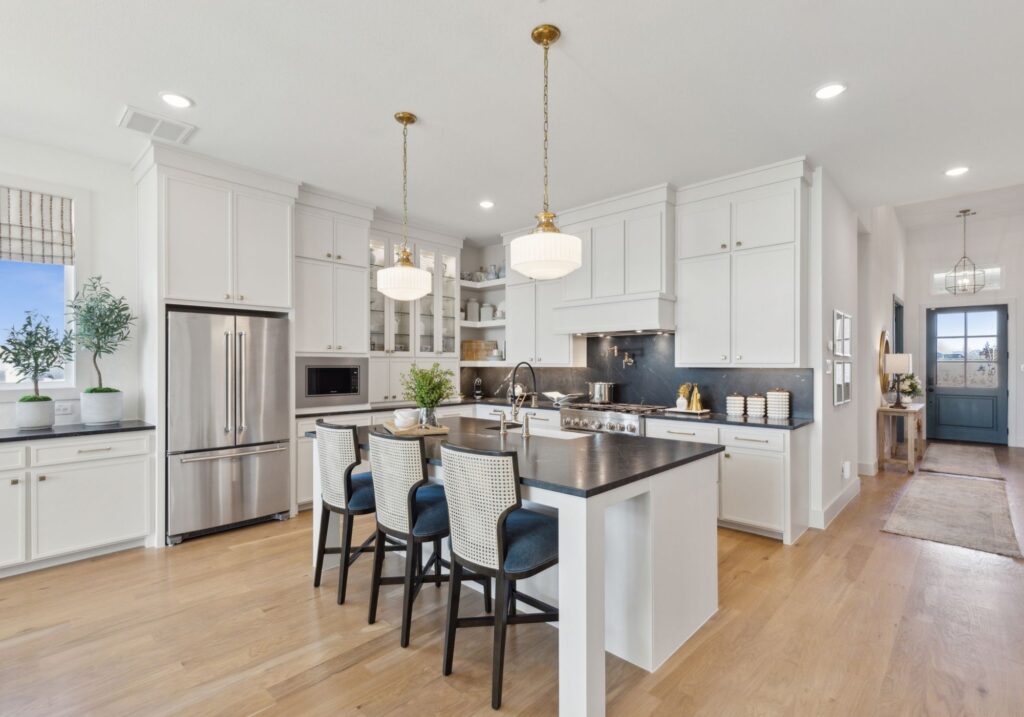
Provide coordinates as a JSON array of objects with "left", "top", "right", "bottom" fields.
[{"left": 0, "top": 260, "right": 68, "bottom": 385}]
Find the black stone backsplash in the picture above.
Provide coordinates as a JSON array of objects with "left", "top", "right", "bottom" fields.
[{"left": 461, "top": 334, "right": 813, "bottom": 417}]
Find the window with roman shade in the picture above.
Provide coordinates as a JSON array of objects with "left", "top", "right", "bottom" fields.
[{"left": 0, "top": 186, "right": 75, "bottom": 265}]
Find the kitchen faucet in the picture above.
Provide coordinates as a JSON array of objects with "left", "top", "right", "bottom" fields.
[{"left": 510, "top": 361, "right": 539, "bottom": 422}]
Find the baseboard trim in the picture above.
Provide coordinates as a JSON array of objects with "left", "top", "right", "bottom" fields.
[
  {"left": 858, "top": 461, "right": 878, "bottom": 476},
  {"left": 810, "top": 478, "right": 861, "bottom": 530}
]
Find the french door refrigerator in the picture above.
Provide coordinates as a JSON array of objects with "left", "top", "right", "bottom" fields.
[{"left": 166, "top": 310, "right": 290, "bottom": 544}]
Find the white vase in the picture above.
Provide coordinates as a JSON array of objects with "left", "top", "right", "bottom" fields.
[
  {"left": 16, "top": 400, "right": 55, "bottom": 430},
  {"left": 81, "top": 391, "right": 124, "bottom": 425}
]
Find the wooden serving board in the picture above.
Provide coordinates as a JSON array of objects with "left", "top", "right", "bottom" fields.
[
  {"left": 663, "top": 408, "right": 711, "bottom": 415},
  {"left": 382, "top": 420, "right": 450, "bottom": 436}
]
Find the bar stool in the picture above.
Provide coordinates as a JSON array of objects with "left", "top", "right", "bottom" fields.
[
  {"left": 313, "top": 420, "right": 400, "bottom": 604},
  {"left": 365, "top": 431, "right": 453, "bottom": 648},
  {"left": 440, "top": 444, "right": 559, "bottom": 710}
]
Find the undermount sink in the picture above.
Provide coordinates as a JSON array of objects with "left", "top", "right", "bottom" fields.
[{"left": 486, "top": 426, "right": 589, "bottom": 440}]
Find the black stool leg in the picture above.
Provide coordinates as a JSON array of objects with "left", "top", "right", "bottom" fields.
[
  {"left": 337, "top": 511, "right": 354, "bottom": 604},
  {"left": 368, "top": 529, "right": 385, "bottom": 624},
  {"left": 492, "top": 575, "right": 509, "bottom": 710},
  {"left": 442, "top": 559, "right": 463, "bottom": 676},
  {"left": 508, "top": 580, "right": 517, "bottom": 616},
  {"left": 400, "top": 539, "right": 417, "bottom": 648},
  {"left": 433, "top": 538, "right": 442, "bottom": 588},
  {"left": 313, "top": 504, "right": 330, "bottom": 588},
  {"left": 483, "top": 577, "right": 493, "bottom": 614}
]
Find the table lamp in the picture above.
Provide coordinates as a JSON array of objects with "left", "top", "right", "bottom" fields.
[{"left": 885, "top": 353, "right": 913, "bottom": 408}]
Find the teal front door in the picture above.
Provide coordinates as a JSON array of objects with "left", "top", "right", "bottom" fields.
[{"left": 926, "top": 305, "right": 1008, "bottom": 444}]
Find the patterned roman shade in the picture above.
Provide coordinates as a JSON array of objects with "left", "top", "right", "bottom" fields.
[{"left": 0, "top": 187, "right": 75, "bottom": 265}]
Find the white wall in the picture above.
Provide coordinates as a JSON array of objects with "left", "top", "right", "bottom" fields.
[
  {"left": 0, "top": 135, "right": 139, "bottom": 428},
  {"left": 856, "top": 206, "right": 907, "bottom": 473},
  {"left": 808, "top": 168, "right": 861, "bottom": 528},
  {"left": 903, "top": 210, "right": 1024, "bottom": 446}
]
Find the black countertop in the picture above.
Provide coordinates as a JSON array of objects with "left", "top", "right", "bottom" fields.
[
  {"left": 311, "top": 415, "right": 723, "bottom": 498},
  {"left": 647, "top": 411, "right": 813, "bottom": 430},
  {"left": 296, "top": 396, "right": 560, "bottom": 418},
  {"left": 0, "top": 420, "right": 155, "bottom": 444}
]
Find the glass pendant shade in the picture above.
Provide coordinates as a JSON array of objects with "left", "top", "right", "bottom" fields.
[
  {"left": 378, "top": 248, "right": 432, "bottom": 301},
  {"left": 510, "top": 212, "right": 582, "bottom": 280}
]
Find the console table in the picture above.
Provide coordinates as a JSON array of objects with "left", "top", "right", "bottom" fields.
[{"left": 877, "top": 403, "right": 926, "bottom": 473}]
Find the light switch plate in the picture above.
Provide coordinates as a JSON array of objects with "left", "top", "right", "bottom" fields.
[
  {"left": 54, "top": 401, "right": 73, "bottom": 416},
  {"left": 825, "top": 359, "right": 833, "bottom": 375}
]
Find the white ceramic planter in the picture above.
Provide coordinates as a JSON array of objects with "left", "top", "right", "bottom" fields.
[
  {"left": 81, "top": 390, "right": 124, "bottom": 425},
  {"left": 16, "top": 400, "right": 55, "bottom": 430}
]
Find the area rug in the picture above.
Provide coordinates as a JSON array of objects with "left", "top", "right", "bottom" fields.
[
  {"left": 883, "top": 474, "right": 1022, "bottom": 558},
  {"left": 919, "top": 442, "right": 1004, "bottom": 480}
]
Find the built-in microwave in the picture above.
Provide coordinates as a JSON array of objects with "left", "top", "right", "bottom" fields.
[{"left": 295, "top": 356, "right": 369, "bottom": 409}]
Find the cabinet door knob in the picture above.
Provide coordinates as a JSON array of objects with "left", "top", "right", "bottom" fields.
[
  {"left": 238, "top": 294, "right": 245, "bottom": 300},
  {"left": 720, "top": 243, "right": 727, "bottom": 250},
  {"left": 326, "top": 345, "right": 332, "bottom": 349},
  {"left": 723, "top": 453, "right": 731, "bottom": 459},
  {"left": 336, "top": 255, "right": 342, "bottom": 262},
  {"left": 10, "top": 478, "right": 19, "bottom": 486},
  {"left": 326, "top": 252, "right": 333, "bottom": 258},
  {"left": 735, "top": 355, "right": 742, "bottom": 360},
  {"left": 720, "top": 354, "right": 727, "bottom": 360},
  {"left": 38, "top": 475, "right": 47, "bottom": 481},
  {"left": 336, "top": 345, "right": 342, "bottom": 350},
  {"left": 224, "top": 293, "right": 231, "bottom": 299},
  {"left": 735, "top": 241, "right": 743, "bottom": 247}
]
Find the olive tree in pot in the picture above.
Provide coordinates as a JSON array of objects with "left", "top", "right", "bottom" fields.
[
  {"left": 69, "top": 276, "right": 136, "bottom": 424},
  {"left": 0, "top": 312, "right": 74, "bottom": 429}
]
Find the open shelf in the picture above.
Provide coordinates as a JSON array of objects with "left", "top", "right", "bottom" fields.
[
  {"left": 460, "top": 277, "right": 507, "bottom": 290},
  {"left": 460, "top": 319, "right": 506, "bottom": 329}
]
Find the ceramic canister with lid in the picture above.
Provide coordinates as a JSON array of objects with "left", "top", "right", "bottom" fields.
[
  {"left": 465, "top": 297, "right": 480, "bottom": 322},
  {"left": 766, "top": 388, "right": 791, "bottom": 419},
  {"left": 746, "top": 393, "right": 767, "bottom": 418},
  {"left": 726, "top": 393, "right": 746, "bottom": 416}
]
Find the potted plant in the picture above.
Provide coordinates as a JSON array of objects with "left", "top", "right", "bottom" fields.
[
  {"left": 400, "top": 362, "right": 456, "bottom": 427},
  {"left": 68, "top": 276, "right": 136, "bottom": 424},
  {"left": 0, "top": 312, "right": 74, "bottom": 429},
  {"left": 894, "top": 373, "right": 924, "bottom": 403}
]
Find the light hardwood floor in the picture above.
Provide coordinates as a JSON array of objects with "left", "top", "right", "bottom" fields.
[{"left": 2, "top": 450, "right": 1023, "bottom": 716}]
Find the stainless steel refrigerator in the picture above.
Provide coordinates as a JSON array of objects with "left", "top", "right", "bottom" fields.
[{"left": 166, "top": 310, "right": 291, "bottom": 544}]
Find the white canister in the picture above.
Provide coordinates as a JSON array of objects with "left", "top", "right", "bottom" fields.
[
  {"left": 480, "top": 303, "right": 495, "bottom": 321},
  {"left": 465, "top": 298, "right": 480, "bottom": 322},
  {"left": 746, "top": 394, "right": 767, "bottom": 418},
  {"left": 766, "top": 388, "right": 791, "bottom": 419},
  {"left": 725, "top": 394, "right": 746, "bottom": 416}
]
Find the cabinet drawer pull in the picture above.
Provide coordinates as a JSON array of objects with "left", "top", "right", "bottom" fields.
[
  {"left": 735, "top": 437, "right": 770, "bottom": 444},
  {"left": 78, "top": 446, "right": 114, "bottom": 454},
  {"left": 10, "top": 478, "right": 19, "bottom": 486},
  {"left": 38, "top": 475, "right": 47, "bottom": 481},
  {"left": 530, "top": 416, "right": 550, "bottom": 422},
  {"left": 668, "top": 430, "right": 696, "bottom": 436}
]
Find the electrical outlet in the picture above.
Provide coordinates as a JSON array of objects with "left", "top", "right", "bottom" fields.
[
  {"left": 841, "top": 461, "right": 852, "bottom": 481},
  {"left": 54, "top": 401, "right": 74, "bottom": 416}
]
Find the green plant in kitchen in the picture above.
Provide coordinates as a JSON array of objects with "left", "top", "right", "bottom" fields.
[
  {"left": 68, "top": 276, "right": 136, "bottom": 424},
  {"left": 401, "top": 363, "right": 456, "bottom": 427},
  {"left": 0, "top": 312, "right": 74, "bottom": 429}
]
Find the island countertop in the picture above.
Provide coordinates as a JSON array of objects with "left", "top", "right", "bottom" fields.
[{"left": 312, "top": 415, "right": 723, "bottom": 498}]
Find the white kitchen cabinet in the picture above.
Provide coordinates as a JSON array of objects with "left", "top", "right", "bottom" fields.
[
  {"left": 295, "top": 414, "right": 372, "bottom": 510},
  {"left": 625, "top": 211, "right": 666, "bottom": 294},
  {"left": 414, "top": 247, "right": 460, "bottom": 358},
  {"left": 505, "top": 280, "right": 581, "bottom": 367},
  {"left": 30, "top": 453, "right": 150, "bottom": 561},
  {"left": 732, "top": 183, "right": 796, "bottom": 252},
  {"left": 505, "top": 282, "right": 536, "bottom": 365},
  {"left": 389, "top": 358, "right": 415, "bottom": 402},
  {"left": 534, "top": 280, "right": 571, "bottom": 364},
  {"left": 732, "top": 244, "right": 796, "bottom": 365},
  {"left": 592, "top": 220, "right": 625, "bottom": 298},
  {"left": 162, "top": 169, "right": 293, "bottom": 310},
  {"left": 644, "top": 419, "right": 719, "bottom": 444},
  {"left": 0, "top": 472, "right": 26, "bottom": 569},
  {"left": 719, "top": 449, "right": 785, "bottom": 533},
  {"left": 368, "top": 358, "right": 416, "bottom": 403},
  {"left": 294, "top": 260, "right": 369, "bottom": 354},
  {"left": 335, "top": 265, "right": 369, "bottom": 354},
  {"left": 677, "top": 196, "right": 731, "bottom": 259},
  {"left": 561, "top": 224, "right": 592, "bottom": 301},
  {"left": 295, "top": 207, "right": 370, "bottom": 268},
  {"left": 676, "top": 254, "right": 731, "bottom": 365}
]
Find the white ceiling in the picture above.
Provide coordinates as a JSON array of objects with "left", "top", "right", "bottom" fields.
[
  {"left": 2, "top": 1, "right": 1023, "bottom": 243},
  {"left": 897, "top": 183, "right": 1024, "bottom": 230}
]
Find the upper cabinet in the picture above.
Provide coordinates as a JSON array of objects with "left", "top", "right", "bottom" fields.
[
  {"left": 675, "top": 159, "right": 810, "bottom": 368},
  {"left": 506, "top": 279, "right": 583, "bottom": 366},
  {"left": 295, "top": 206, "right": 369, "bottom": 267}
]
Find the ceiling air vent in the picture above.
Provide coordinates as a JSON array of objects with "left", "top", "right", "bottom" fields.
[{"left": 117, "top": 105, "right": 196, "bottom": 144}]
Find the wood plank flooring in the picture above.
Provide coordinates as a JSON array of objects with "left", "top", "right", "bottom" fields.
[{"left": 2, "top": 450, "right": 1023, "bottom": 716}]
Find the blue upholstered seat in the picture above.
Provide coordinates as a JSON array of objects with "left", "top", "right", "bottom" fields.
[
  {"left": 502, "top": 508, "right": 558, "bottom": 575},
  {"left": 412, "top": 483, "right": 450, "bottom": 537},
  {"left": 346, "top": 472, "right": 376, "bottom": 511}
]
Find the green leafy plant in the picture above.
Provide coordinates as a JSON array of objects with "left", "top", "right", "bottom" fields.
[
  {"left": 896, "top": 372, "right": 923, "bottom": 398},
  {"left": 0, "top": 312, "right": 74, "bottom": 401},
  {"left": 400, "top": 363, "right": 456, "bottom": 409},
  {"left": 68, "top": 276, "right": 135, "bottom": 391}
]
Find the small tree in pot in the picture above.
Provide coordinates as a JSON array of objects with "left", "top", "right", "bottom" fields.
[
  {"left": 0, "top": 312, "right": 74, "bottom": 429},
  {"left": 68, "top": 276, "right": 136, "bottom": 424}
]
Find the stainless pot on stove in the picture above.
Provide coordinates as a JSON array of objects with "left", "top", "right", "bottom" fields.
[{"left": 586, "top": 382, "right": 616, "bottom": 404}]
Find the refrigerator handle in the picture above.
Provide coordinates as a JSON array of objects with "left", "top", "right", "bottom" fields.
[
  {"left": 238, "top": 330, "right": 247, "bottom": 433},
  {"left": 223, "top": 331, "right": 232, "bottom": 434}
]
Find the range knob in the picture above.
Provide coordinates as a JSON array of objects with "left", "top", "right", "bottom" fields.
[
  {"left": 592, "top": 421, "right": 604, "bottom": 430},
  {"left": 562, "top": 417, "right": 570, "bottom": 426},
  {"left": 613, "top": 423, "right": 624, "bottom": 431},
  {"left": 626, "top": 424, "right": 637, "bottom": 433}
]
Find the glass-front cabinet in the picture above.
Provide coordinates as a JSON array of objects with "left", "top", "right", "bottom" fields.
[{"left": 369, "top": 234, "right": 458, "bottom": 359}]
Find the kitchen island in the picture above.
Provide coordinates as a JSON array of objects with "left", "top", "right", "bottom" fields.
[{"left": 311, "top": 416, "right": 723, "bottom": 717}]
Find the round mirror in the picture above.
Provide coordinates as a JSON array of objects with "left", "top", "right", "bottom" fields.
[{"left": 878, "top": 330, "right": 891, "bottom": 394}]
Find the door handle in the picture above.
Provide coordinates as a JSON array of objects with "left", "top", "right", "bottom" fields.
[
  {"left": 224, "top": 331, "right": 232, "bottom": 433},
  {"left": 238, "top": 331, "right": 247, "bottom": 433},
  {"left": 77, "top": 446, "right": 113, "bottom": 454},
  {"left": 179, "top": 445, "right": 287, "bottom": 463},
  {"left": 668, "top": 430, "right": 696, "bottom": 436}
]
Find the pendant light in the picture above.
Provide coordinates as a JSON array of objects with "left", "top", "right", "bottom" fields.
[
  {"left": 377, "top": 112, "right": 433, "bottom": 301},
  {"left": 944, "top": 209, "right": 985, "bottom": 295},
  {"left": 509, "top": 24, "right": 582, "bottom": 281}
]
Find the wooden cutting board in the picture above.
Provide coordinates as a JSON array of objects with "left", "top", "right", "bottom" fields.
[{"left": 382, "top": 420, "right": 450, "bottom": 436}]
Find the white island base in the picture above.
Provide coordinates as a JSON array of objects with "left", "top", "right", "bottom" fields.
[{"left": 312, "top": 442, "right": 720, "bottom": 717}]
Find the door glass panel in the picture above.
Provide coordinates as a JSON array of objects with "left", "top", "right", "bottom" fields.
[
  {"left": 966, "top": 362, "right": 998, "bottom": 388},
  {"left": 936, "top": 362, "right": 965, "bottom": 387},
  {"left": 967, "top": 311, "right": 998, "bottom": 336},
  {"left": 391, "top": 244, "right": 412, "bottom": 353},
  {"left": 935, "top": 312, "right": 964, "bottom": 337},
  {"left": 441, "top": 253, "right": 458, "bottom": 354},
  {"left": 418, "top": 249, "right": 435, "bottom": 354},
  {"left": 936, "top": 338, "right": 964, "bottom": 361},
  {"left": 967, "top": 336, "right": 998, "bottom": 360},
  {"left": 369, "top": 239, "right": 387, "bottom": 352}
]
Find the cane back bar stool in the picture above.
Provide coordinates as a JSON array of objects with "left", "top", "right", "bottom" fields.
[
  {"left": 313, "top": 420, "right": 400, "bottom": 604},
  {"left": 440, "top": 443, "right": 559, "bottom": 710}
]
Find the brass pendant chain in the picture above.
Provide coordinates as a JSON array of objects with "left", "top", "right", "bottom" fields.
[
  {"left": 402, "top": 120, "right": 409, "bottom": 249},
  {"left": 542, "top": 40, "right": 550, "bottom": 214}
]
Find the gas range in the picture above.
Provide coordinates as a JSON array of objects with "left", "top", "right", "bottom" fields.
[{"left": 559, "top": 403, "right": 667, "bottom": 437}]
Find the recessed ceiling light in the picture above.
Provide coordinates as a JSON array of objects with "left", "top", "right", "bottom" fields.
[
  {"left": 945, "top": 166, "right": 969, "bottom": 177},
  {"left": 814, "top": 83, "right": 846, "bottom": 100},
  {"left": 159, "top": 92, "right": 194, "bottom": 109},
  {"left": 479, "top": 200, "right": 494, "bottom": 209}
]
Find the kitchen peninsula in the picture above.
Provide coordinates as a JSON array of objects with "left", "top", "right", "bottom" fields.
[{"left": 311, "top": 415, "right": 723, "bottom": 717}]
